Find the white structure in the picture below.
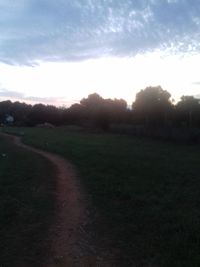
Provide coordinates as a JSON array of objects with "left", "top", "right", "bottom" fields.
[{"left": 5, "top": 115, "right": 14, "bottom": 124}]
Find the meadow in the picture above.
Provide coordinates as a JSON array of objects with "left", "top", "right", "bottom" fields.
[
  {"left": 0, "top": 134, "right": 56, "bottom": 267},
  {"left": 2, "top": 126, "right": 200, "bottom": 267}
]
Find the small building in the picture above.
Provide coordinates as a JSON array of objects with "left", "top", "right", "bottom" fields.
[{"left": 5, "top": 114, "right": 14, "bottom": 125}]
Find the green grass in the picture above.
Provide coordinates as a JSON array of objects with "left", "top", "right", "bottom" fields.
[
  {"left": 0, "top": 134, "right": 56, "bottom": 267},
  {"left": 3, "top": 126, "right": 200, "bottom": 267}
]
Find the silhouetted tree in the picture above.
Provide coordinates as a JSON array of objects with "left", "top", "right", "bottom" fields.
[
  {"left": 45, "top": 105, "right": 62, "bottom": 125},
  {"left": 27, "top": 104, "right": 62, "bottom": 126},
  {"left": 176, "top": 96, "right": 200, "bottom": 127},
  {"left": 0, "top": 100, "right": 12, "bottom": 123},
  {"left": 104, "top": 98, "right": 128, "bottom": 123},
  {"left": 62, "top": 103, "right": 86, "bottom": 125},
  {"left": 1, "top": 87, "right": 200, "bottom": 137},
  {"left": 132, "top": 86, "right": 172, "bottom": 126},
  {"left": 80, "top": 93, "right": 107, "bottom": 129},
  {"left": 27, "top": 104, "right": 47, "bottom": 125},
  {"left": 80, "top": 93, "right": 128, "bottom": 130},
  {"left": 80, "top": 93, "right": 104, "bottom": 109},
  {"left": 10, "top": 102, "right": 32, "bottom": 125}
]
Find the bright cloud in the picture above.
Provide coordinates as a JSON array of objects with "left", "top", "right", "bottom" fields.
[
  {"left": 0, "top": 50, "right": 200, "bottom": 106},
  {"left": 0, "top": 0, "right": 200, "bottom": 105},
  {"left": 0, "top": 0, "right": 200, "bottom": 64}
]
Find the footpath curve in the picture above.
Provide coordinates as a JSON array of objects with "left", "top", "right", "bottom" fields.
[{"left": 1, "top": 133, "right": 91, "bottom": 266}]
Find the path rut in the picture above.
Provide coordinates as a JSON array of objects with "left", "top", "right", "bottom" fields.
[{"left": 1, "top": 133, "right": 99, "bottom": 266}]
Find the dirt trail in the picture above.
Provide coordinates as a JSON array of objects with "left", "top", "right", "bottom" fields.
[{"left": 1, "top": 133, "right": 105, "bottom": 267}]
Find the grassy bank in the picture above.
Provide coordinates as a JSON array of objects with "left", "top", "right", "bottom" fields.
[
  {"left": 0, "top": 134, "right": 56, "bottom": 267},
  {"left": 3, "top": 126, "right": 200, "bottom": 267}
]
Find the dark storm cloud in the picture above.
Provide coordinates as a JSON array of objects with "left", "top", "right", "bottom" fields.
[{"left": 0, "top": 0, "right": 200, "bottom": 65}]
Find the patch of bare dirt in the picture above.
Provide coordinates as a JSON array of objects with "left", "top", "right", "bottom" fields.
[{"left": 1, "top": 133, "right": 112, "bottom": 267}]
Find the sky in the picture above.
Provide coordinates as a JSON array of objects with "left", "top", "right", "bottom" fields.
[{"left": 0, "top": 0, "right": 200, "bottom": 106}]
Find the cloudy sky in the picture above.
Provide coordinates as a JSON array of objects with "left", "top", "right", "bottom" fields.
[{"left": 0, "top": 0, "right": 200, "bottom": 106}]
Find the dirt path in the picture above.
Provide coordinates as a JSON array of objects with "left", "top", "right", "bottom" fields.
[{"left": 1, "top": 133, "right": 105, "bottom": 267}]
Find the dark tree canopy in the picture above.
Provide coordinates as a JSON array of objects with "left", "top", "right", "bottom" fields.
[
  {"left": 62, "top": 103, "right": 86, "bottom": 125},
  {"left": 79, "top": 93, "right": 128, "bottom": 130},
  {"left": 80, "top": 93, "right": 103, "bottom": 109},
  {"left": 132, "top": 86, "right": 172, "bottom": 126},
  {"left": 133, "top": 86, "right": 171, "bottom": 112},
  {"left": 176, "top": 96, "right": 200, "bottom": 127},
  {"left": 0, "top": 87, "right": 200, "bottom": 133},
  {"left": 176, "top": 96, "right": 200, "bottom": 112}
]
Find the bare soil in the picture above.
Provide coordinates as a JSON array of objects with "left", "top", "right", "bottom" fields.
[{"left": 2, "top": 133, "right": 112, "bottom": 267}]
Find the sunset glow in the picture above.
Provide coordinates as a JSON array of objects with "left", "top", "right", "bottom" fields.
[
  {"left": 0, "top": 0, "right": 200, "bottom": 106},
  {"left": 0, "top": 50, "right": 200, "bottom": 106}
]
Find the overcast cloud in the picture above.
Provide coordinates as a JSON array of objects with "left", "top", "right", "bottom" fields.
[{"left": 0, "top": 0, "right": 200, "bottom": 65}]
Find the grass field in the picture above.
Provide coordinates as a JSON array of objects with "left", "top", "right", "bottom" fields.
[
  {"left": 0, "top": 134, "right": 56, "bottom": 267},
  {"left": 3, "top": 126, "right": 200, "bottom": 267}
]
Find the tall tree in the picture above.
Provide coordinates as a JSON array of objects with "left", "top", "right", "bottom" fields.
[
  {"left": 132, "top": 86, "right": 172, "bottom": 126},
  {"left": 80, "top": 93, "right": 128, "bottom": 130},
  {"left": 176, "top": 96, "right": 200, "bottom": 127}
]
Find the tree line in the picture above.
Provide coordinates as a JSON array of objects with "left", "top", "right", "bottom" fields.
[{"left": 0, "top": 86, "right": 200, "bottom": 130}]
